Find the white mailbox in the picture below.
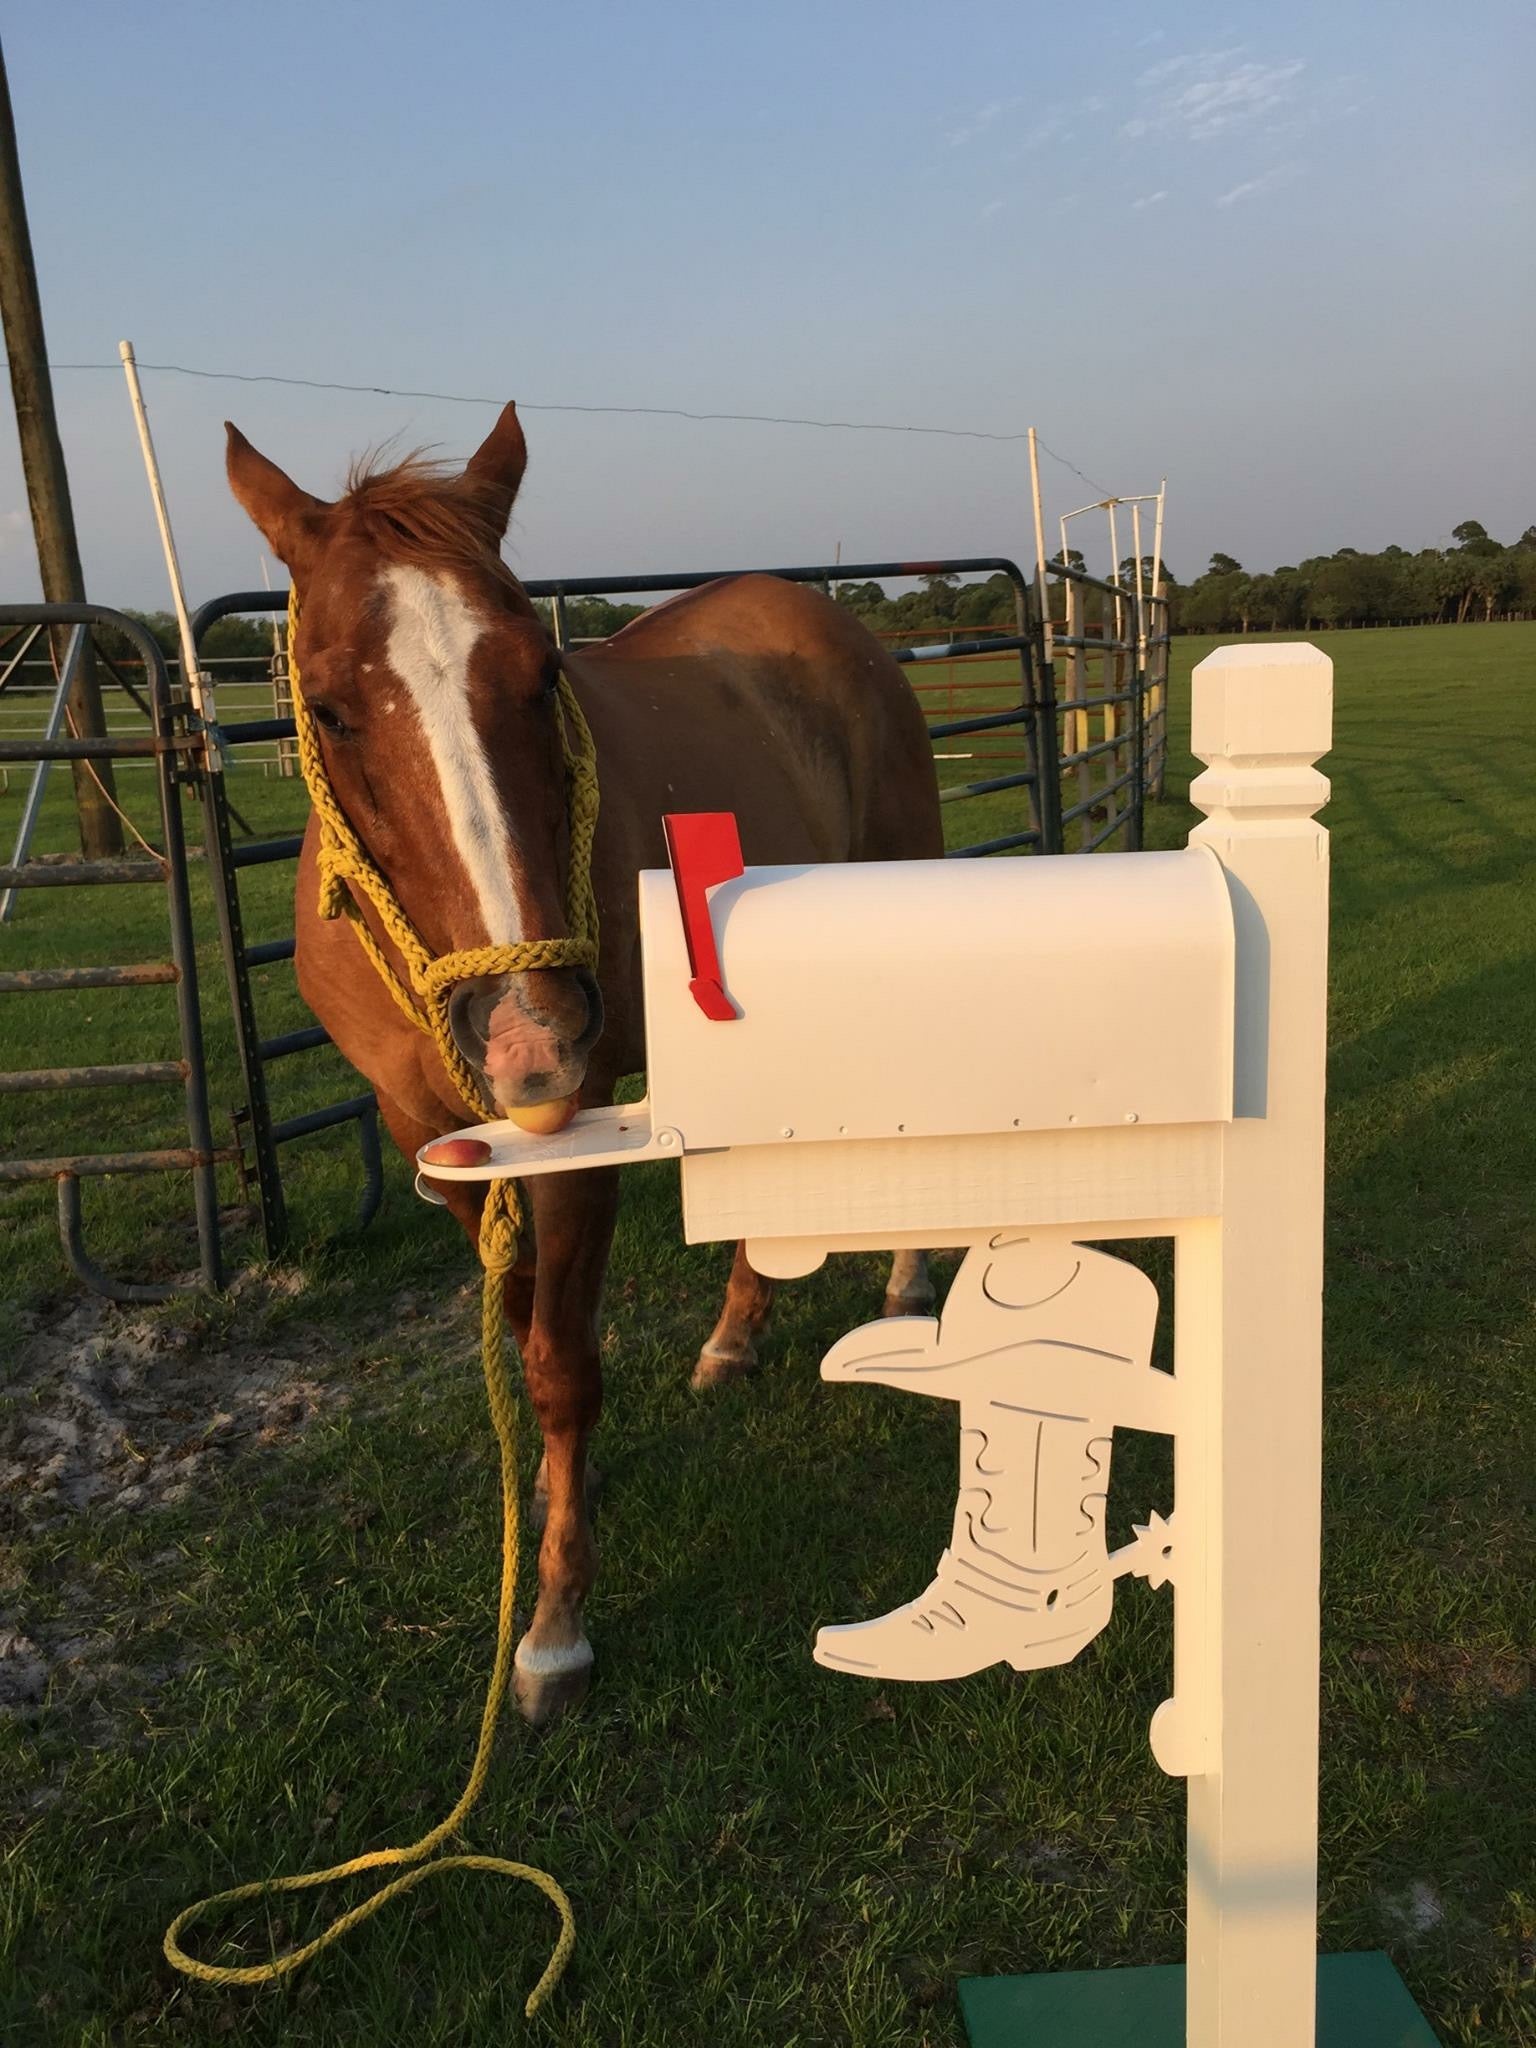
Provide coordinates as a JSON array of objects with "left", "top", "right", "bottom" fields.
[
  {"left": 419, "top": 846, "right": 1236, "bottom": 1267},
  {"left": 639, "top": 850, "right": 1234, "bottom": 1146}
]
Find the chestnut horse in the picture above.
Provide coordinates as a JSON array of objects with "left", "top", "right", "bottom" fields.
[{"left": 225, "top": 405, "right": 944, "bottom": 1723}]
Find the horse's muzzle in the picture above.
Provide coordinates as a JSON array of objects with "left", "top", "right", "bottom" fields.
[{"left": 449, "top": 967, "right": 604, "bottom": 1109}]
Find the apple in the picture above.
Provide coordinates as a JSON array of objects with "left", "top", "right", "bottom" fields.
[
  {"left": 503, "top": 1095, "right": 579, "bottom": 1136},
  {"left": 420, "top": 1137, "right": 493, "bottom": 1169}
]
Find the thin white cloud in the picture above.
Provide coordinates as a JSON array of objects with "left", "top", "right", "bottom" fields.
[
  {"left": 1215, "top": 163, "right": 1299, "bottom": 207},
  {"left": 1004, "top": 95, "right": 1111, "bottom": 157},
  {"left": 1015, "top": 112, "right": 1073, "bottom": 152},
  {"left": 1132, "top": 189, "right": 1168, "bottom": 210},
  {"left": 979, "top": 197, "right": 1007, "bottom": 219},
  {"left": 1124, "top": 49, "right": 1307, "bottom": 143},
  {"left": 947, "top": 99, "right": 1015, "bottom": 148}
]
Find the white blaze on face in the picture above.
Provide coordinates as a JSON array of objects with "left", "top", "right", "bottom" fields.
[{"left": 382, "top": 563, "right": 523, "bottom": 944}]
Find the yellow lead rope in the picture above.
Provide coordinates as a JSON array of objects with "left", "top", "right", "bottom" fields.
[{"left": 163, "top": 590, "right": 596, "bottom": 2015}]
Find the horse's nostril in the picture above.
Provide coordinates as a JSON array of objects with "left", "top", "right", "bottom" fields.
[
  {"left": 448, "top": 978, "right": 502, "bottom": 1069},
  {"left": 523, "top": 1071, "right": 552, "bottom": 1095},
  {"left": 574, "top": 970, "right": 604, "bottom": 1056}
]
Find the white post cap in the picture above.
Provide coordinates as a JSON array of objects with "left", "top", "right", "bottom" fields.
[
  {"left": 1190, "top": 644, "right": 1332, "bottom": 824},
  {"left": 1191, "top": 643, "right": 1332, "bottom": 764}
]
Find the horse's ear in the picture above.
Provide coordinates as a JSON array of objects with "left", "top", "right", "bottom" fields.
[
  {"left": 462, "top": 402, "right": 527, "bottom": 539},
  {"left": 225, "top": 424, "right": 328, "bottom": 577}
]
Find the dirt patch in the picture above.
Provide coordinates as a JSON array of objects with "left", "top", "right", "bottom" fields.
[
  {"left": 0, "top": 1284, "right": 316, "bottom": 1741},
  {"left": 0, "top": 1285, "right": 344, "bottom": 1533},
  {"left": 0, "top": 1274, "right": 472, "bottom": 1741},
  {"left": 0, "top": 1271, "right": 483, "bottom": 1538}
]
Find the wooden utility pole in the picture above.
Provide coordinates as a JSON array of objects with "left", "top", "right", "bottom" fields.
[{"left": 0, "top": 37, "right": 121, "bottom": 855}]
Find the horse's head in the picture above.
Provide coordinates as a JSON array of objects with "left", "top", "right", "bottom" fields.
[{"left": 225, "top": 405, "right": 603, "bottom": 1115}]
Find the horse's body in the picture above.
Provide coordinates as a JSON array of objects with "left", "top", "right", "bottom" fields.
[{"left": 228, "top": 406, "right": 943, "bottom": 1721}]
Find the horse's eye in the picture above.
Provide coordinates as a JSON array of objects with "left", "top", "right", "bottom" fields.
[{"left": 308, "top": 699, "right": 351, "bottom": 738}]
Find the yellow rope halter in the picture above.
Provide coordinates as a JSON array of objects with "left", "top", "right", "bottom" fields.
[{"left": 163, "top": 587, "right": 598, "bottom": 2017}]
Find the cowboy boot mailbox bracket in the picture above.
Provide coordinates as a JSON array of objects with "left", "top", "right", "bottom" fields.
[
  {"left": 811, "top": 1228, "right": 1196, "bottom": 1761},
  {"left": 810, "top": 1232, "right": 1200, "bottom": 1777}
]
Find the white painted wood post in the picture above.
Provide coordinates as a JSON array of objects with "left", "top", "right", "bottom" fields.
[{"left": 1182, "top": 644, "right": 1333, "bottom": 2048}]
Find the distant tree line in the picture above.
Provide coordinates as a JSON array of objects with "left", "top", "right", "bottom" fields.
[
  {"left": 831, "top": 519, "right": 1536, "bottom": 637},
  {"left": 533, "top": 596, "right": 648, "bottom": 642},
  {"left": 1167, "top": 521, "right": 1536, "bottom": 633},
  {"left": 830, "top": 573, "right": 1024, "bottom": 636},
  {"left": 76, "top": 610, "right": 280, "bottom": 687}
]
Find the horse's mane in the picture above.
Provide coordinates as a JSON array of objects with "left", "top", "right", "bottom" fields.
[{"left": 339, "top": 449, "right": 521, "bottom": 590}]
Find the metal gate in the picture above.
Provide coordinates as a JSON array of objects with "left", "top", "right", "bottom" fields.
[
  {"left": 183, "top": 599, "right": 382, "bottom": 1258},
  {"left": 0, "top": 603, "right": 225, "bottom": 1300},
  {"left": 1045, "top": 559, "right": 1172, "bottom": 851}
]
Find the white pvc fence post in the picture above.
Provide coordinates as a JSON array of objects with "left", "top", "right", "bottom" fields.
[{"left": 1182, "top": 644, "right": 1333, "bottom": 2048}]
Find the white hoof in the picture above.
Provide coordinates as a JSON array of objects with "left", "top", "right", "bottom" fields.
[
  {"left": 513, "top": 1635, "right": 594, "bottom": 1726},
  {"left": 513, "top": 1636, "right": 594, "bottom": 1681}
]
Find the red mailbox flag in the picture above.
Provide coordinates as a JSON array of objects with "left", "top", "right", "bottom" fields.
[{"left": 662, "top": 812, "right": 744, "bottom": 1021}]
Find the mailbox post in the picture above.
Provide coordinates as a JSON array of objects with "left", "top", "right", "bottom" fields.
[{"left": 1181, "top": 646, "right": 1333, "bottom": 2047}]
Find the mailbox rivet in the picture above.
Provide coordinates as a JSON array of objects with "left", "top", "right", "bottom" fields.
[
  {"left": 897, "top": 1122, "right": 907, "bottom": 1133},
  {"left": 1012, "top": 1117, "right": 1022, "bottom": 1128},
  {"left": 1124, "top": 1111, "right": 1139, "bottom": 1124},
  {"left": 657, "top": 1130, "right": 676, "bottom": 1148},
  {"left": 781, "top": 1126, "right": 794, "bottom": 1139},
  {"left": 1067, "top": 1114, "right": 1078, "bottom": 1125}
]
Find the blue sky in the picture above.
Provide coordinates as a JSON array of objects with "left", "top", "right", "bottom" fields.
[{"left": 2, "top": 0, "right": 1531, "bottom": 604}]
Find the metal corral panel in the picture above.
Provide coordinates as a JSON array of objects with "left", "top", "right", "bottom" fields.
[{"left": 639, "top": 848, "right": 1234, "bottom": 1150}]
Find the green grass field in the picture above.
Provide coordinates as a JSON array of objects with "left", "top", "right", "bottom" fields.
[{"left": 2, "top": 623, "right": 1533, "bottom": 2045}]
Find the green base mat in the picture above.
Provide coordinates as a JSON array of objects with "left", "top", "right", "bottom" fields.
[{"left": 959, "top": 1951, "right": 1439, "bottom": 2046}]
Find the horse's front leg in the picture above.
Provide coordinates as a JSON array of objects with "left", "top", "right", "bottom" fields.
[{"left": 513, "top": 1164, "right": 618, "bottom": 1726}]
